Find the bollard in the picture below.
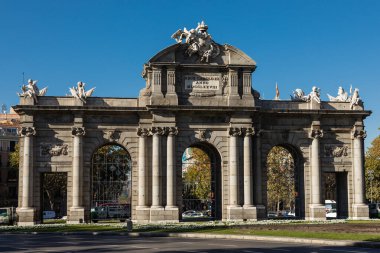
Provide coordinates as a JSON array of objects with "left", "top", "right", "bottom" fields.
[{"left": 126, "top": 219, "right": 133, "bottom": 231}]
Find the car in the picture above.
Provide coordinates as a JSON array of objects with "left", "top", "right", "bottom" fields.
[
  {"left": 0, "top": 207, "right": 17, "bottom": 225},
  {"left": 267, "top": 211, "right": 277, "bottom": 218},
  {"left": 325, "top": 200, "right": 337, "bottom": 218},
  {"left": 182, "top": 210, "right": 203, "bottom": 218}
]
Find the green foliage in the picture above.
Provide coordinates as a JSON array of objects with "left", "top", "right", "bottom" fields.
[
  {"left": 8, "top": 143, "right": 19, "bottom": 169},
  {"left": 365, "top": 135, "right": 380, "bottom": 202},
  {"left": 266, "top": 146, "right": 295, "bottom": 213},
  {"left": 182, "top": 147, "right": 211, "bottom": 200}
]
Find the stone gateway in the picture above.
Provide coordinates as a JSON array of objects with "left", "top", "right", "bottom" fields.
[{"left": 14, "top": 22, "right": 370, "bottom": 225}]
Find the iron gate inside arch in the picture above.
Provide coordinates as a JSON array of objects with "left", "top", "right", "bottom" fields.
[
  {"left": 181, "top": 144, "right": 221, "bottom": 220},
  {"left": 91, "top": 144, "right": 132, "bottom": 222}
]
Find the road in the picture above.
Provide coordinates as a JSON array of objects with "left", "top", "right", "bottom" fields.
[{"left": 0, "top": 234, "right": 378, "bottom": 253}]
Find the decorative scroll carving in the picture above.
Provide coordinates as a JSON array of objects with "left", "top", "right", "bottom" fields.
[
  {"left": 137, "top": 128, "right": 150, "bottom": 137},
  {"left": 229, "top": 127, "right": 242, "bottom": 137},
  {"left": 309, "top": 129, "right": 324, "bottom": 139},
  {"left": 17, "top": 79, "right": 48, "bottom": 103},
  {"left": 150, "top": 127, "right": 166, "bottom": 136},
  {"left": 104, "top": 129, "right": 121, "bottom": 142},
  {"left": 41, "top": 143, "right": 68, "bottom": 156},
  {"left": 352, "top": 129, "right": 367, "bottom": 139},
  {"left": 197, "top": 129, "right": 211, "bottom": 140},
  {"left": 243, "top": 127, "right": 255, "bottom": 136},
  {"left": 167, "top": 127, "right": 179, "bottom": 136},
  {"left": 171, "top": 21, "right": 220, "bottom": 63},
  {"left": 324, "top": 145, "right": 348, "bottom": 157},
  {"left": 19, "top": 127, "right": 36, "bottom": 137},
  {"left": 69, "top": 81, "right": 95, "bottom": 103},
  {"left": 71, "top": 127, "right": 86, "bottom": 136}
]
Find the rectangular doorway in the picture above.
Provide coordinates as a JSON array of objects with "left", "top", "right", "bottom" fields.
[
  {"left": 323, "top": 172, "right": 348, "bottom": 219},
  {"left": 41, "top": 172, "right": 67, "bottom": 223}
]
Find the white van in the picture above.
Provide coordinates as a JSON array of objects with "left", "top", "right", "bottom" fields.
[
  {"left": 43, "top": 210, "right": 56, "bottom": 219},
  {"left": 325, "top": 200, "right": 337, "bottom": 218}
]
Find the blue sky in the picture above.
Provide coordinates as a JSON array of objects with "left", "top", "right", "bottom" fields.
[{"left": 0, "top": 0, "right": 379, "bottom": 147}]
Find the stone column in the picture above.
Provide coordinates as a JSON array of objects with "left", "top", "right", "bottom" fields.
[
  {"left": 309, "top": 128, "right": 325, "bottom": 220},
  {"left": 17, "top": 127, "right": 36, "bottom": 225},
  {"left": 243, "top": 128, "right": 254, "bottom": 207},
  {"left": 20, "top": 127, "right": 36, "bottom": 208},
  {"left": 229, "top": 127, "right": 241, "bottom": 207},
  {"left": 351, "top": 128, "right": 369, "bottom": 219},
  {"left": 253, "top": 129, "right": 266, "bottom": 218},
  {"left": 137, "top": 128, "right": 149, "bottom": 207},
  {"left": 227, "top": 127, "right": 243, "bottom": 220},
  {"left": 151, "top": 127, "right": 165, "bottom": 208},
  {"left": 166, "top": 127, "right": 178, "bottom": 208},
  {"left": 68, "top": 126, "right": 85, "bottom": 224}
]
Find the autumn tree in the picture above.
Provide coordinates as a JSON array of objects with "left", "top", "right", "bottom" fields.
[
  {"left": 182, "top": 147, "right": 211, "bottom": 200},
  {"left": 8, "top": 143, "right": 19, "bottom": 170},
  {"left": 365, "top": 134, "right": 380, "bottom": 203},
  {"left": 266, "top": 146, "right": 295, "bottom": 214}
]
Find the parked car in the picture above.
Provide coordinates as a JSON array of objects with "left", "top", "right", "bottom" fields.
[
  {"left": 267, "top": 211, "right": 277, "bottom": 218},
  {"left": 0, "top": 207, "right": 17, "bottom": 225},
  {"left": 182, "top": 210, "right": 203, "bottom": 218},
  {"left": 369, "top": 203, "right": 380, "bottom": 218},
  {"left": 91, "top": 203, "right": 130, "bottom": 222}
]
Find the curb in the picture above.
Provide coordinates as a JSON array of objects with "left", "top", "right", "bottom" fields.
[{"left": 2, "top": 231, "right": 379, "bottom": 248}]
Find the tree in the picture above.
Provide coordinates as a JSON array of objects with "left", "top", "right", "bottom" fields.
[
  {"left": 365, "top": 135, "right": 380, "bottom": 203},
  {"left": 182, "top": 147, "right": 211, "bottom": 200},
  {"left": 266, "top": 146, "right": 296, "bottom": 213},
  {"left": 8, "top": 143, "right": 19, "bottom": 170}
]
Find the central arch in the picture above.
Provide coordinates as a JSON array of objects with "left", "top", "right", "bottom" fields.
[
  {"left": 265, "top": 144, "right": 305, "bottom": 219},
  {"left": 180, "top": 142, "right": 222, "bottom": 220},
  {"left": 90, "top": 144, "right": 132, "bottom": 222}
]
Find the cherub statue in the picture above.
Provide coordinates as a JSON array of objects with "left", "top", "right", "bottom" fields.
[
  {"left": 308, "top": 86, "right": 321, "bottom": 103},
  {"left": 69, "top": 81, "right": 95, "bottom": 103},
  {"left": 17, "top": 79, "right": 48, "bottom": 103},
  {"left": 350, "top": 88, "right": 361, "bottom": 109},
  {"left": 327, "top": 86, "right": 349, "bottom": 102},
  {"left": 290, "top": 88, "right": 308, "bottom": 101}
]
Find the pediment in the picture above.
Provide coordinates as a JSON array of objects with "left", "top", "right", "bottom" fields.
[{"left": 148, "top": 43, "right": 256, "bottom": 67}]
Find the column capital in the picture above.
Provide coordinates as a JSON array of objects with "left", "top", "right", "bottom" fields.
[
  {"left": 71, "top": 127, "right": 86, "bottom": 136},
  {"left": 137, "top": 127, "right": 150, "bottom": 137},
  {"left": 243, "top": 127, "right": 255, "bottom": 137},
  {"left": 19, "top": 127, "right": 36, "bottom": 137},
  {"left": 229, "top": 127, "right": 242, "bottom": 137},
  {"left": 166, "top": 127, "right": 179, "bottom": 136},
  {"left": 352, "top": 129, "right": 367, "bottom": 139},
  {"left": 309, "top": 129, "right": 323, "bottom": 139},
  {"left": 150, "top": 126, "right": 166, "bottom": 136}
]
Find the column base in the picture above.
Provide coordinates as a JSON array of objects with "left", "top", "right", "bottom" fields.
[
  {"left": 16, "top": 207, "right": 36, "bottom": 226},
  {"left": 150, "top": 206, "right": 166, "bottom": 222},
  {"left": 133, "top": 206, "right": 151, "bottom": 223},
  {"left": 67, "top": 207, "right": 85, "bottom": 224},
  {"left": 242, "top": 206, "right": 257, "bottom": 221},
  {"left": 227, "top": 205, "right": 243, "bottom": 221},
  {"left": 308, "top": 204, "right": 326, "bottom": 221},
  {"left": 164, "top": 206, "right": 179, "bottom": 222},
  {"left": 352, "top": 204, "right": 369, "bottom": 220}
]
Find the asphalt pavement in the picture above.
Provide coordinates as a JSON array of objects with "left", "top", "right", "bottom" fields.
[{"left": 0, "top": 234, "right": 379, "bottom": 253}]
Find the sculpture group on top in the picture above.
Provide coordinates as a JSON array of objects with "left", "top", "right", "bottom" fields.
[
  {"left": 289, "top": 85, "right": 362, "bottom": 109},
  {"left": 17, "top": 79, "right": 48, "bottom": 103},
  {"left": 69, "top": 81, "right": 95, "bottom": 103},
  {"left": 171, "top": 21, "right": 220, "bottom": 63}
]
